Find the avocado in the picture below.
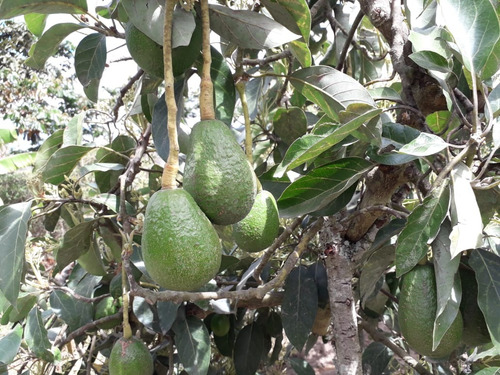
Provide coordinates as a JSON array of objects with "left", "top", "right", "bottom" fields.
[
  {"left": 459, "top": 267, "right": 491, "bottom": 346},
  {"left": 141, "top": 189, "right": 222, "bottom": 291},
  {"left": 233, "top": 190, "right": 279, "bottom": 252},
  {"left": 399, "top": 264, "right": 463, "bottom": 359},
  {"left": 125, "top": 21, "right": 202, "bottom": 79},
  {"left": 94, "top": 296, "right": 121, "bottom": 330},
  {"left": 183, "top": 120, "right": 256, "bottom": 225},
  {"left": 109, "top": 336, "right": 154, "bottom": 375}
]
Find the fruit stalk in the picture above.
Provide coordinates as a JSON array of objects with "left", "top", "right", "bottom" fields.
[
  {"left": 200, "top": 0, "right": 215, "bottom": 120},
  {"left": 121, "top": 238, "right": 133, "bottom": 339},
  {"left": 161, "top": 0, "right": 179, "bottom": 189},
  {"left": 235, "top": 79, "right": 253, "bottom": 163}
]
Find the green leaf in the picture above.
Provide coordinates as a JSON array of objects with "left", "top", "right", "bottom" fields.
[
  {"left": 209, "top": 4, "right": 300, "bottom": 49},
  {"left": 289, "top": 40, "right": 312, "bottom": 67},
  {"left": 133, "top": 297, "right": 160, "bottom": 332},
  {"left": 207, "top": 47, "right": 236, "bottom": 126},
  {"left": 0, "top": 0, "right": 87, "bottom": 19},
  {"left": 426, "top": 111, "right": 454, "bottom": 134},
  {"left": 33, "top": 129, "right": 64, "bottom": 173},
  {"left": 439, "top": 0, "right": 500, "bottom": 74},
  {"left": 277, "top": 157, "right": 373, "bottom": 218},
  {"left": 121, "top": 0, "right": 164, "bottom": 45},
  {"left": 399, "top": 132, "right": 449, "bottom": 156},
  {"left": 273, "top": 106, "right": 308, "bottom": 145},
  {"left": 91, "top": 193, "right": 135, "bottom": 215},
  {"left": 288, "top": 358, "right": 315, "bottom": 375},
  {"left": 290, "top": 66, "right": 375, "bottom": 121},
  {"left": 360, "top": 245, "right": 395, "bottom": 307},
  {"left": 62, "top": 113, "right": 84, "bottom": 146},
  {"left": 0, "top": 325, "right": 22, "bottom": 372},
  {"left": 172, "top": 315, "right": 211, "bottom": 375},
  {"left": 233, "top": 323, "right": 266, "bottom": 375},
  {"left": 275, "top": 108, "right": 381, "bottom": 177},
  {"left": 361, "top": 342, "right": 393, "bottom": 375},
  {"left": 471, "top": 368, "right": 500, "bottom": 375},
  {"left": 42, "top": 145, "right": 93, "bottom": 185},
  {"left": 25, "top": 307, "right": 54, "bottom": 362},
  {"left": 368, "top": 87, "right": 401, "bottom": 102},
  {"left": 409, "top": 50, "right": 451, "bottom": 73},
  {"left": 449, "top": 163, "right": 483, "bottom": 257},
  {"left": 171, "top": 8, "right": 196, "bottom": 48},
  {"left": 395, "top": 182, "right": 450, "bottom": 277},
  {"left": 281, "top": 266, "right": 318, "bottom": 351},
  {"left": 481, "top": 38, "right": 500, "bottom": 80},
  {"left": 151, "top": 78, "right": 187, "bottom": 161},
  {"left": 260, "top": 0, "right": 311, "bottom": 42},
  {"left": 0, "top": 202, "right": 32, "bottom": 305},
  {"left": 7, "top": 293, "right": 37, "bottom": 323},
  {"left": 49, "top": 289, "right": 93, "bottom": 332},
  {"left": 0, "top": 125, "right": 17, "bottom": 144},
  {"left": 79, "top": 163, "right": 124, "bottom": 178},
  {"left": 26, "top": 23, "right": 86, "bottom": 69},
  {"left": 75, "top": 33, "right": 107, "bottom": 102},
  {"left": 469, "top": 249, "right": 500, "bottom": 348},
  {"left": 0, "top": 152, "right": 36, "bottom": 175},
  {"left": 431, "top": 220, "right": 461, "bottom": 350},
  {"left": 77, "top": 238, "right": 106, "bottom": 276},
  {"left": 157, "top": 301, "right": 179, "bottom": 334},
  {"left": 56, "top": 219, "right": 96, "bottom": 270}
]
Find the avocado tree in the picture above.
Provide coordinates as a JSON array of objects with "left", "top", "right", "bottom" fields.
[{"left": 0, "top": 0, "right": 499, "bottom": 374}]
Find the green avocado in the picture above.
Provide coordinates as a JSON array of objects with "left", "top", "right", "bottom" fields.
[
  {"left": 125, "top": 22, "right": 202, "bottom": 79},
  {"left": 183, "top": 120, "right": 256, "bottom": 225},
  {"left": 233, "top": 190, "right": 279, "bottom": 252},
  {"left": 94, "top": 296, "right": 121, "bottom": 330},
  {"left": 399, "top": 264, "right": 463, "bottom": 359},
  {"left": 459, "top": 267, "right": 491, "bottom": 346},
  {"left": 142, "top": 189, "right": 222, "bottom": 291},
  {"left": 109, "top": 336, "right": 154, "bottom": 375}
]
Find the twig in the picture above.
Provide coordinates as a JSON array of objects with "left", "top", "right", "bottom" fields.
[
  {"left": 125, "top": 217, "right": 324, "bottom": 304},
  {"left": 253, "top": 216, "right": 304, "bottom": 283},
  {"left": 112, "top": 69, "right": 144, "bottom": 122},
  {"left": 340, "top": 204, "right": 408, "bottom": 225},
  {"left": 51, "top": 286, "right": 110, "bottom": 304},
  {"left": 55, "top": 310, "right": 123, "bottom": 348},
  {"left": 360, "top": 321, "right": 433, "bottom": 375},
  {"left": 336, "top": 10, "right": 364, "bottom": 71},
  {"left": 364, "top": 69, "right": 397, "bottom": 87},
  {"left": 241, "top": 50, "right": 292, "bottom": 67}
]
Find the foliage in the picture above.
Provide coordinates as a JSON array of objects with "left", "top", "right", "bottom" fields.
[{"left": 0, "top": 0, "right": 499, "bottom": 374}]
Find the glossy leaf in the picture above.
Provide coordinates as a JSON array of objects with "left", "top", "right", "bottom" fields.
[
  {"left": 276, "top": 108, "right": 380, "bottom": 177},
  {"left": 75, "top": 33, "right": 107, "bottom": 102},
  {"left": 431, "top": 220, "right": 461, "bottom": 350},
  {"left": 0, "top": 202, "right": 32, "bottom": 305},
  {"left": 33, "top": 129, "right": 63, "bottom": 172},
  {"left": 361, "top": 342, "right": 392, "bottom": 375},
  {"left": 449, "top": 163, "right": 483, "bottom": 257},
  {"left": 209, "top": 4, "right": 300, "bottom": 49},
  {"left": 0, "top": 325, "right": 22, "bottom": 372},
  {"left": 439, "top": 0, "right": 500, "bottom": 74},
  {"left": 368, "top": 87, "right": 401, "bottom": 102},
  {"left": 91, "top": 193, "right": 135, "bottom": 215},
  {"left": 171, "top": 7, "right": 196, "bottom": 48},
  {"left": 151, "top": 78, "right": 186, "bottom": 161},
  {"left": 233, "top": 323, "right": 265, "bottom": 375},
  {"left": 399, "top": 132, "right": 449, "bottom": 156},
  {"left": 278, "top": 157, "right": 373, "bottom": 218},
  {"left": 50, "top": 289, "right": 93, "bottom": 332},
  {"left": 79, "top": 163, "right": 124, "bottom": 178},
  {"left": 26, "top": 23, "right": 86, "bottom": 69},
  {"left": 469, "top": 249, "right": 500, "bottom": 347},
  {"left": 56, "top": 219, "right": 96, "bottom": 270},
  {"left": 290, "top": 66, "right": 375, "bottom": 121},
  {"left": 121, "top": 0, "right": 164, "bottom": 45},
  {"left": 172, "top": 315, "right": 211, "bottom": 375},
  {"left": 281, "top": 266, "right": 318, "bottom": 350},
  {"left": 289, "top": 40, "right": 312, "bottom": 67},
  {"left": 0, "top": 152, "right": 36, "bottom": 174},
  {"left": 260, "top": 0, "right": 310, "bottom": 42},
  {"left": 42, "top": 145, "right": 93, "bottom": 185},
  {"left": 24, "top": 13, "right": 47, "bottom": 36},
  {"left": 157, "top": 301, "right": 179, "bottom": 334},
  {"left": 133, "top": 297, "right": 160, "bottom": 332},
  {"left": 25, "top": 307, "right": 54, "bottom": 362},
  {"left": 409, "top": 50, "right": 451, "bottom": 73},
  {"left": 395, "top": 182, "right": 450, "bottom": 277},
  {"left": 0, "top": 0, "right": 87, "bottom": 19}
]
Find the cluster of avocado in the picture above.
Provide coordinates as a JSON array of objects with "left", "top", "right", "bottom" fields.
[
  {"left": 398, "top": 263, "right": 490, "bottom": 360},
  {"left": 142, "top": 119, "right": 280, "bottom": 292}
]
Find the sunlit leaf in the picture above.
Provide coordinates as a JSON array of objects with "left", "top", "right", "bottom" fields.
[
  {"left": 0, "top": 125, "right": 17, "bottom": 144},
  {"left": 0, "top": 202, "right": 32, "bottom": 305},
  {"left": 399, "top": 132, "right": 449, "bottom": 156},
  {"left": 62, "top": 113, "right": 84, "bottom": 146},
  {"left": 26, "top": 23, "right": 86, "bottom": 69},
  {"left": 24, "top": 13, "right": 47, "bottom": 36},
  {"left": 42, "top": 145, "right": 93, "bottom": 185},
  {"left": 290, "top": 66, "right": 375, "bottom": 121},
  {"left": 395, "top": 182, "right": 450, "bottom": 277},
  {"left": 0, "top": 152, "right": 36, "bottom": 175},
  {"left": 278, "top": 157, "right": 373, "bottom": 218},
  {"left": 409, "top": 50, "right": 451, "bottom": 73},
  {"left": 431, "top": 220, "right": 461, "bottom": 350},
  {"left": 0, "top": 325, "right": 22, "bottom": 372},
  {"left": 449, "top": 163, "right": 483, "bottom": 257},
  {"left": 260, "top": 0, "right": 311, "bottom": 42},
  {"left": 469, "top": 249, "right": 500, "bottom": 348},
  {"left": 33, "top": 129, "right": 64, "bottom": 173},
  {"left": 121, "top": 0, "right": 164, "bottom": 45},
  {"left": 289, "top": 40, "right": 312, "bottom": 67},
  {"left": 209, "top": 4, "right": 300, "bottom": 49},
  {"left": 0, "top": 0, "right": 87, "bottom": 19},
  {"left": 172, "top": 315, "right": 211, "bottom": 375}
]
